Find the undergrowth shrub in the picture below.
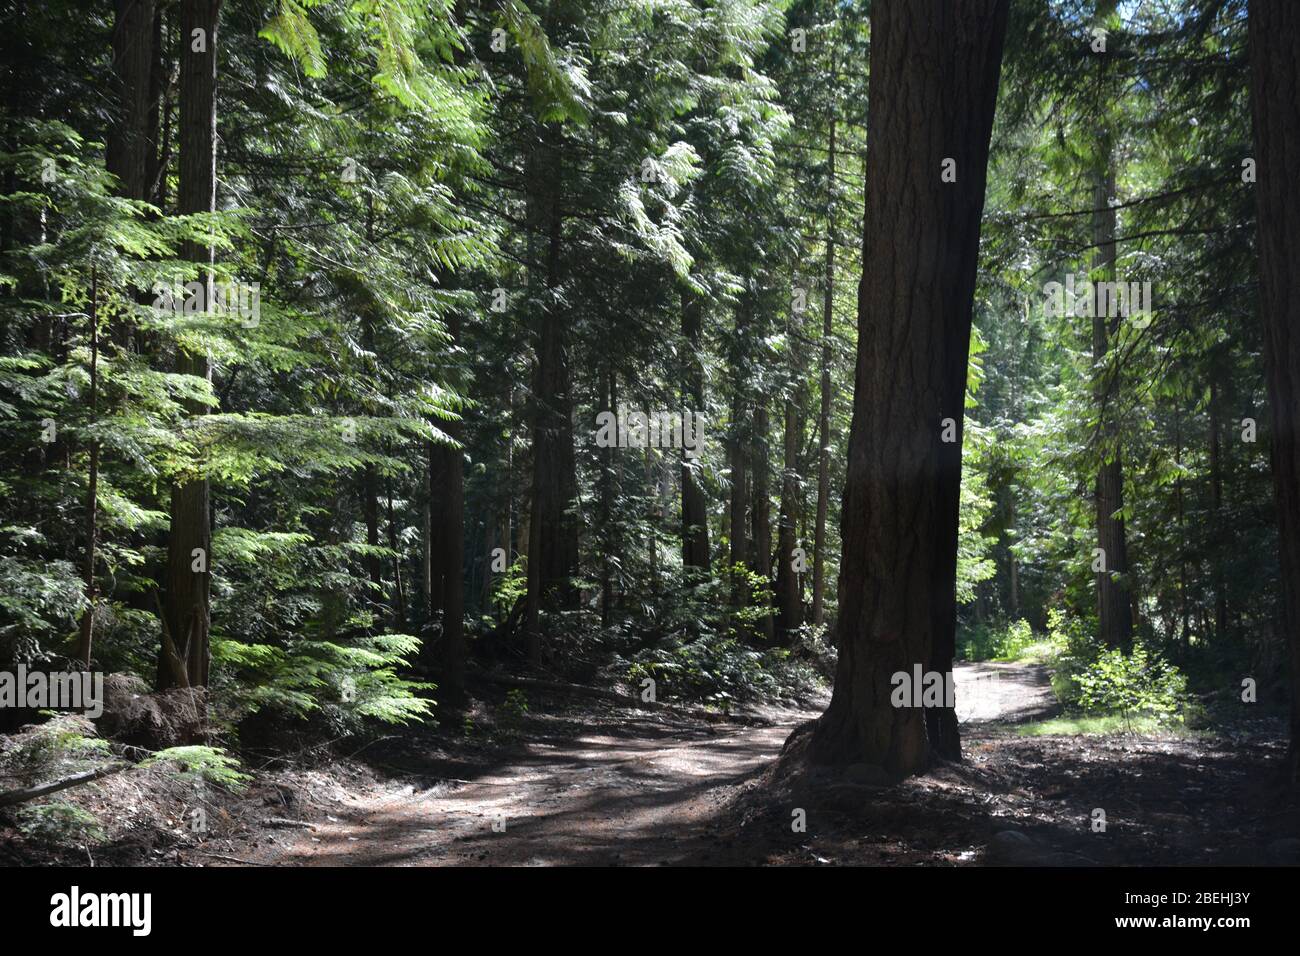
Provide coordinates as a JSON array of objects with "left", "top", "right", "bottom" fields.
[
  {"left": 1046, "top": 609, "right": 1188, "bottom": 728},
  {"left": 958, "top": 617, "right": 1038, "bottom": 661},
  {"left": 17, "top": 802, "right": 105, "bottom": 844}
]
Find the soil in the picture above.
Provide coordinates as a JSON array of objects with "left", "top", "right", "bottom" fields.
[{"left": 165, "top": 661, "right": 1299, "bottom": 867}]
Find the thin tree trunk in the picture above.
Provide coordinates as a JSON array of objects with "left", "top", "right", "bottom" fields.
[
  {"left": 1209, "top": 379, "right": 1228, "bottom": 642},
  {"left": 75, "top": 269, "right": 100, "bottom": 667},
  {"left": 1091, "top": 165, "right": 1134, "bottom": 651},
  {"left": 775, "top": 386, "right": 802, "bottom": 641},
  {"left": 681, "top": 289, "right": 710, "bottom": 573},
  {"left": 1248, "top": 0, "right": 1300, "bottom": 783},
  {"left": 808, "top": 0, "right": 1009, "bottom": 775},
  {"left": 385, "top": 473, "right": 406, "bottom": 625},
  {"left": 426, "top": 308, "right": 466, "bottom": 697},
  {"left": 751, "top": 401, "right": 773, "bottom": 642},
  {"left": 363, "top": 464, "right": 382, "bottom": 592},
  {"left": 812, "top": 120, "right": 836, "bottom": 629},
  {"left": 599, "top": 368, "right": 614, "bottom": 625},
  {"left": 728, "top": 388, "right": 749, "bottom": 572},
  {"left": 1175, "top": 407, "right": 1190, "bottom": 658}
]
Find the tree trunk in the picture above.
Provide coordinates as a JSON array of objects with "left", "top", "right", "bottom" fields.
[
  {"left": 599, "top": 368, "right": 615, "bottom": 625},
  {"left": 75, "top": 269, "right": 100, "bottom": 667},
  {"left": 681, "top": 289, "right": 710, "bottom": 573},
  {"left": 1248, "top": 0, "right": 1300, "bottom": 783},
  {"left": 384, "top": 473, "right": 406, "bottom": 625},
  {"left": 523, "top": 133, "right": 578, "bottom": 664},
  {"left": 145, "top": 5, "right": 167, "bottom": 208},
  {"left": 808, "top": 0, "right": 1009, "bottom": 776},
  {"left": 812, "top": 121, "right": 836, "bottom": 629},
  {"left": 775, "top": 385, "right": 802, "bottom": 641},
  {"left": 1091, "top": 165, "right": 1134, "bottom": 651},
  {"left": 751, "top": 401, "right": 774, "bottom": 642},
  {"left": 363, "top": 464, "right": 382, "bottom": 592},
  {"left": 1209, "top": 379, "right": 1228, "bottom": 642},
  {"left": 160, "top": 0, "right": 220, "bottom": 691},
  {"left": 728, "top": 388, "right": 749, "bottom": 572},
  {"left": 108, "top": 0, "right": 156, "bottom": 202},
  {"left": 428, "top": 435, "right": 466, "bottom": 699}
]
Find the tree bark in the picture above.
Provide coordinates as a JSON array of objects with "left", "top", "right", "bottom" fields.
[
  {"left": 681, "top": 289, "right": 711, "bottom": 573},
  {"left": 1209, "top": 378, "right": 1228, "bottom": 642},
  {"left": 599, "top": 368, "right": 615, "bottom": 625},
  {"left": 812, "top": 120, "right": 836, "bottom": 629},
  {"left": 1091, "top": 166, "right": 1134, "bottom": 651},
  {"left": 1248, "top": 0, "right": 1300, "bottom": 783},
  {"left": 108, "top": 0, "right": 157, "bottom": 202},
  {"left": 75, "top": 269, "right": 100, "bottom": 667},
  {"left": 728, "top": 388, "right": 749, "bottom": 572},
  {"left": 523, "top": 132, "right": 578, "bottom": 664},
  {"left": 808, "top": 0, "right": 1009, "bottom": 776},
  {"left": 775, "top": 384, "right": 802, "bottom": 641},
  {"left": 750, "top": 401, "right": 774, "bottom": 642},
  {"left": 160, "top": 0, "right": 220, "bottom": 691},
  {"left": 427, "top": 410, "right": 466, "bottom": 698}
]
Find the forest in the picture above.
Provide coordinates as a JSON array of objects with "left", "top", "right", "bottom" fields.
[{"left": 0, "top": 0, "right": 1298, "bottom": 882}]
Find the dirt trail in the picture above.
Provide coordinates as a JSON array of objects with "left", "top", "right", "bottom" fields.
[{"left": 243, "top": 662, "right": 1056, "bottom": 867}]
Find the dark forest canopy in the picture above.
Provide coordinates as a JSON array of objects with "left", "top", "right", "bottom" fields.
[{"left": 1, "top": 0, "right": 1299, "bottom": 872}]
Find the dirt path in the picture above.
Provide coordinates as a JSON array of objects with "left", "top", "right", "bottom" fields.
[
  {"left": 955, "top": 660, "right": 1058, "bottom": 725},
  {"left": 229, "top": 662, "right": 1060, "bottom": 867}
]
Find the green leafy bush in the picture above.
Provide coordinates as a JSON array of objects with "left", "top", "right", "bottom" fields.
[
  {"left": 1072, "top": 644, "right": 1187, "bottom": 729},
  {"left": 140, "top": 745, "right": 251, "bottom": 792},
  {"left": 958, "top": 617, "right": 1038, "bottom": 661},
  {"left": 17, "top": 802, "right": 105, "bottom": 845},
  {"left": 1045, "top": 609, "right": 1188, "bottom": 728},
  {"left": 496, "top": 689, "right": 530, "bottom": 737}
]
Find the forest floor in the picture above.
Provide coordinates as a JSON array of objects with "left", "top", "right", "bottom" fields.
[
  {"left": 187, "top": 660, "right": 1299, "bottom": 867},
  {"left": 4, "top": 660, "right": 1297, "bottom": 866}
]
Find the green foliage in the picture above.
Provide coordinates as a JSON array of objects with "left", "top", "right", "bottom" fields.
[
  {"left": 0, "top": 716, "right": 111, "bottom": 786},
  {"left": 1072, "top": 644, "right": 1188, "bottom": 729},
  {"left": 959, "top": 618, "right": 1038, "bottom": 662},
  {"left": 626, "top": 631, "right": 815, "bottom": 706},
  {"left": 17, "top": 802, "right": 106, "bottom": 845},
  {"left": 1044, "top": 610, "right": 1188, "bottom": 729},
  {"left": 1, "top": 0, "right": 1280, "bottom": 772},
  {"left": 213, "top": 632, "right": 433, "bottom": 727},
  {"left": 494, "top": 688, "right": 530, "bottom": 737},
  {"left": 140, "top": 746, "right": 251, "bottom": 793}
]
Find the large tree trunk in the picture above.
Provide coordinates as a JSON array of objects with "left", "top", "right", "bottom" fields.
[
  {"left": 160, "top": 0, "right": 220, "bottom": 691},
  {"left": 807, "top": 0, "right": 1009, "bottom": 776},
  {"left": 1091, "top": 166, "right": 1134, "bottom": 651},
  {"left": 681, "top": 289, "right": 710, "bottom": 573},
  {"left": 523, "top": 134, "right": 579, "bottom": 664},
  {"left": 1249, "top": 0, "right": 1300, "bottom": 784},
  {"left": 811, "top": 121, "right": 836, "bottom": 629},
  {"left": 108, "top": 0, "right": 157, "bottom": 202}
]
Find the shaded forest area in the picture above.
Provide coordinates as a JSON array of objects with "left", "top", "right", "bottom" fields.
[{"left": 1, "top": 0, "right": 1299, "bottom": 869}]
